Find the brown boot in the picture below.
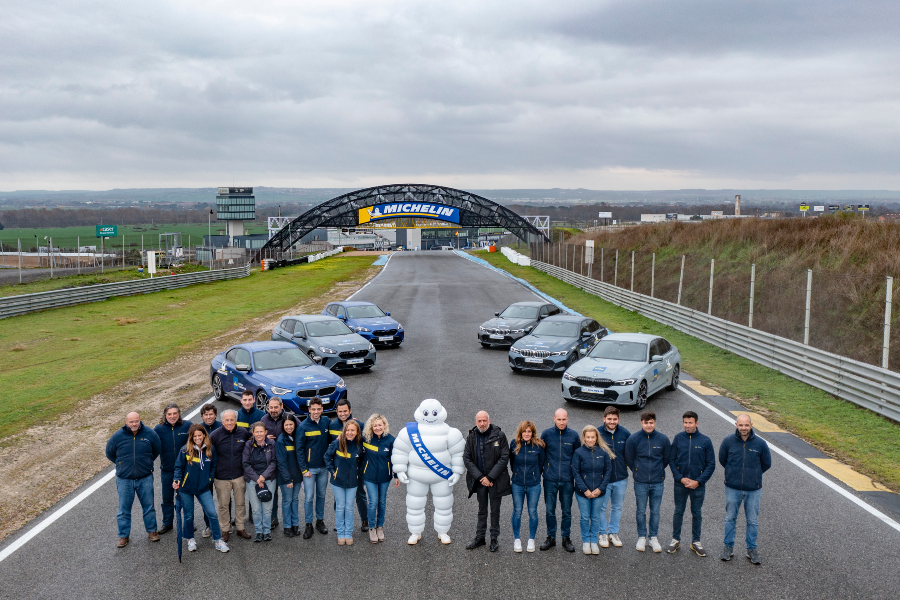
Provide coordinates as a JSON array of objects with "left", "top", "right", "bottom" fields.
[
  {"left": 148, "top": 531, "right": 160, "bottom": 542},
  {"left": 222, "top": 531, "right": 230, "bottom": 543},
  {"left": 117, "top": 537, "right": 129, "bottom": 548},
  {"left": 236, "top": 529, "right": 251, "bottom": 539}
]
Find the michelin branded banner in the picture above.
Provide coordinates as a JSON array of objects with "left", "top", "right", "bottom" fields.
[{"left": 358, "top": 202, "right": 460, "bottom": 224}]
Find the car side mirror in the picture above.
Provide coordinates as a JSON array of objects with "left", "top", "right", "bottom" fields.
[
  {"left": 385, "top": 312, "right": 391, "bottom": 316},
  {"left": 293, "top": 333, "right": 305, "bottom": 340},
  {"left": 494, "top": 312, "right": 500, "bottom": 317},
  {"left": 236, "top": 364, "right": 251, "bottom": 372},
  {"left": 650, "top": 354, "right": 663, "bottom": 362},
  {"left": 338, "top": 315, "right": 346, "bottom": 320},
  {"left": 581, "top": 332, "right": 592, "bottom": 338},
  {"left": 579, "top": 348, "right": 587, "bottom": 357},
  {"left": 313, "top": 356, "right": 322, "bottom": 364}
]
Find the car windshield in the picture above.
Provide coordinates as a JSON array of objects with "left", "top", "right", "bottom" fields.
[
  {"left": 588, "top": 340, "right": 648, "bottom": 361},
  {"left": 305, "top": 320, "right": 354, "bottom": 337},
  {"left": 531, "top": 321, "right": 579, "bottom": 337},
  {"left": 346, "top": 305, "right": 385, "bottom": 319},
  {"left": 499, "top": 305, "right": 538, "bottom": 319},
  {"left": 253, "top": 348, "right": 313, "bottom": 370}
]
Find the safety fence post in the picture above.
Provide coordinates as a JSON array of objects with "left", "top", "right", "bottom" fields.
[
  {"left": 803, "top": 269, "right": 812, "bottom": 345},
  {"left": 884, "top": 276, "right": 893, "bottom": 369},
  {"left": 650, "top": 252, "right": 655, "bottom": 298},
  {"left": 630, "top": 251, "right": 635, "bottom": 292},
  {"left": 707, "top": 259, "right": 715, "bottom": 315},
  {"left": 614, "top": 250, "right": 618, "bottom": 287},
  {"left": 677, "top": 255, "right": 684, "bottom": 305},
  {"left": 749, "top": 264, "right": 756, "bottom": 328},
  {"left": 600, "top": 247, "right": 604, "bottom": 282}
]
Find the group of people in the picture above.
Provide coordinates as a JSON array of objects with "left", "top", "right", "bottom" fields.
[{"left": 106, "top": 395, "right": 771, "bottom": 564}]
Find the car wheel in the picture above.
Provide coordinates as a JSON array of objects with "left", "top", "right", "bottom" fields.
[
  {"left": 212, "top": 375, "right": 225, "bottom": 401},
  {"left": 255, "top": 390, "right": 268, "bottom": 411},
  {"left": 308, "top": 350, "right": 317, "bottom": 361},
  {"left": 666, "top": 365, "right": 680, "bottom": 391},
  {"left": 635, "top": 381, "right": 648, "bottom": 410}
]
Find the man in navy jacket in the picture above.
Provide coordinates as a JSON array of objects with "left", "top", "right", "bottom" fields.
[
  {"left": 296, "top": 398, "right": 332, "bottom": 538},
  {"left": 539, "top": 408, "right": 581, "bottom": 553},
  {"left": 153, "top": 403, "right": 191, "bottom": 535},
  {"left": 719, "top": 413, "right": 771, "bottom": 565},
  {"left": 667, "top": 411, "right": 715, "bottom": 557},
  {"left": 598, "top": 406, "right": 630, "bottom": 548},
  {"left": 624, "top": 411, "right": 670, "bottom": 553},
  {"left": 106, "top": 411, "right": 161, "bottom": 548}
]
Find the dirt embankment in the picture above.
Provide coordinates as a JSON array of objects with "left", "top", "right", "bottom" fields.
[{"left": 0, "top": 269, "right": 379, "bottom": 543}]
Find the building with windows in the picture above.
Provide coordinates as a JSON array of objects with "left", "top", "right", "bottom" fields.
[{"left": 216, "top": 187, "right": 256, "bottom": 245}]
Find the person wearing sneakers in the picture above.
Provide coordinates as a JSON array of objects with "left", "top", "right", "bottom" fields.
[
  {"left": 361, "top": 414, "right": 399, "bottom": 544},
  {"left": 463, "top": 411, "right": 511, "bottom": 553},
  {"left": 666, "top": 411, "right": 716, "bottom": 557},
  {"left": 330, "top": 399, "right": 370, "bottom": 533},
  {"left": 719, "top": 413, "right": 771, "bottom": 565},
  {"left": 210, "top": 409, "right": 252, "bottom": 542},
  {"left": 276, "top": 417, "right": 303, "bottom": 538},
  {"left": 173, "top": 424, "right": 229, "bottom": 554},
  {"left": 236, "top": 390, "right": 266, "bottom": 430},
  {"left": 243, "top": 422, "right": 277, "bottom": 542},
  {"left": 106, "top": 411, "right": 161, "bottom": 548},
  {"left": 296, "top": 398, "right": 332, "bottom": 539},
  {"left": 540, "top": 408, "right": 581, "bottom": 553},
  {"left": 598, "top": 406, "right": 630, "bottom": 549},
  {"left": 508, "top": 420, "right": 545, "bottom": 553},
  {"left": 572, "top": 425, "right": 613, "bottom": 555},
  {"left": 153, "top": 403, "right": 192, "bottom": 536},
  {"left": 325, "top": 419, "right": 365, "bottom": 545},
  {"left": 624, "top": 411, "right": 670, "bottom": 554}
]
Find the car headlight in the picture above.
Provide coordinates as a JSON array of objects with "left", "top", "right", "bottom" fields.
[
  {"left": 319, "top": 346, "right": 336, "bottom": 354},
  {"left": 551, "top": 350, "right": 568, "bottom": 356},
  {"left": 271, "top": 386, "right": 291, "bottom": 395},
  {"left": 354, "top": 326, "right": 371, "bottom": 332},
  {"left": 336, "top": 378, "right": 346, "bottom": 388},
  {"left": 563, "top": 372, "right": 577, "bottom": 381},
  {"left": 478, "top": 326, "right": 487, "bottom": 332},
  {"left": 368, "top": 343, "right": 375, "bottom": 351},
  {"left": 510, "top": 346, "right": 521, "bottom": 354},
  {"left": 397, "top": 323, "right": 403, "bottom": 330},
  {"left": 511, "top": 328, "right": 524, "bottom": 333},
  {"left": 614, "top": 379, "right": 637, "bottom": 386}
]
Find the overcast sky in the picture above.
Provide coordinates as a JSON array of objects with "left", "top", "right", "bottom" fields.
[{"left": 2, "top": 0, "right": 899, "bottom": 190}]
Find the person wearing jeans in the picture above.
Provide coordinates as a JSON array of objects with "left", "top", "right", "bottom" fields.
[
  {"left": 540, "top": 408, "right": 581, "bottom": 553},
  {"left": 361, "top": 414, "right": 399, "bottom": 543},
  {"left": 153, "top": 403, "right": 192, "bottom": 535},
  {"left": 242, "top": 422, "right": 277, "bottom": 542},
  {"left": 508, "top": 420, "right": 545, "bottom": 553},
  {"left": 330, "top": 399, "right": 369, "bottom": 532},
  {"left": 173, "top": 424, "right": 229, "bottom": 553},
  {"left": 572, "top": 426, "right": 613, "bottom": 555},
  {"left": 598, "top": 406, "right": 630, "bottom": 548},
  {"left": 106, "top": 411, "right": 161, "bottom": 548},
  {"left": 667, "top": 411, "right": 716, "bottom": 557},
  {"left": 719, "top": 414, "right": 771, "bottom": 565},
  {"left": 297, "top": 398, "right": 332, "bottom": 538},
  {"left": 624, "top": 411, "right": 671, "bottom": 553},
  {"left": 276, "top": 417, "right": 303, "bottom": 538},
  {"left": 324, "top": 420, "right": 364, "bottom": 545}
]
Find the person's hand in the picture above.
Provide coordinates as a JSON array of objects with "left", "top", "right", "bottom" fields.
[
  {"left": 447, "top": 473, "right": 459, "bottom": 486},
  {"left": 480, "top": 476, "right": 492, "bottom": 487},
  {"left": 682, "top": 478, "right": 698, "bottom": 489},
  {"left": 398, "top": 473, "right": 410, "bottom": 484},
  {"left": 257, "top": 475, "right": 265, "bottom": 486},
  {"left": 393, "top": 479, "right": 401, "bottom": 488},
  {"left": 286, "top": 483, "right": 293, "bottom": 489},
  {"left": 267, "top": 434, "right": 276, "bottom": 439},
  {"left": 172, "top": 481, "right": 179, "bottom": 490},
  {"left": 303, "top": 471, "right": 312, "bottom": 477}
]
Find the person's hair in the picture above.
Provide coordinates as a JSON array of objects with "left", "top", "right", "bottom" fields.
[
  {"left": 186, "top": 424, "right": 213, "bottom": 459},
  {"left": 603, "top": 406, "right": 620, "bottom": 418},
  {"left": 682, "top": 410, "right": 698, "bottom": 421},
  {"left": 159, "top": 403, "right": 182, "bottom": 426},
  {"left": 241, "top": 389, "right": 253, "bottom": 398},
  {"left": 581, "top": 425, "right": 615, "bottom": 458},
  {"left": 222, "top": 409, "right": 237, "bottom": 419},
  {"left": 268, "top": 396, "right": 282, "bottom": 407},
  {"left": 338, "top": 420, "right": 361, "bottom": 454},
  {"left": 363, "top": 414, "right": 390, "bottom": 442},
  {"left": 514, "top": 420, "right": 545, "bottom": 454},
  {"left": 336, "top": 398, "right": 351, "bottom": 410},
  {"left": 640, "top": 410, "right": 656, "bottom": 423},
  {"left": 251, "top": 422, "right": 267, "bottom": 436},
  {"left": 201, "top": 403, "right": 217, "bottom": 416},
  {"left": 308, "top": 397, "right": 323, "bottom": 408}
]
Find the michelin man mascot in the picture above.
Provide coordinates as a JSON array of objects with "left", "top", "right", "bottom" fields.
[{"left": 392, "top": 399, "right": 466, "bottom": 545}]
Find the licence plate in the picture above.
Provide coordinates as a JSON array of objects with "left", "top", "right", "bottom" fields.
[
  {"left": 525, "top": 357, "right": 544, "bottom": 363},
  {"left": 378, "top": 336, "right": 394, "bottom": 341},
  {"left": 582, "top": 387, "right": 605, "bottom": 394},
  {"left": 489, "top": 334, "right": 505, "bottom": 339},
  {"left": 347, "top": 358, "right": 364, "bottom": 364}
]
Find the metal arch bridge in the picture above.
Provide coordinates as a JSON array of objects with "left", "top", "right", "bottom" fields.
[{"left": 260, "top": 183, "right": 550, "bottom": 253}]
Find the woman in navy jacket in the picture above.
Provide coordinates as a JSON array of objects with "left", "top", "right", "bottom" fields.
[
  {"left": 173, "top": 424, "right": 229, "bottom": 553},
  {"left": 324, "top": 420, "right": 364, "bottom": 546},
  {"left": 361, "top": 414, "right": 399, "bottom": 544},
  {"left": 508, "top": 420, "right": 546, "bottom": 553},
  {"left": 243, "top": 422, "right": 277, "bottom": 542},
  {"left": 276, "top": 417, "right": 303, "bottom": 538},
  {"left": 572, "top": 425, "right": 613, "bottom": 555}
]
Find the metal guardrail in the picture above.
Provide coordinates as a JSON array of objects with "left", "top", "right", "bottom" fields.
[
  {"left": 0, "top": 264, "right": 252, "bottom": 319},
  {"left": 510, "top": 250, "right": 900, "bottom": 422}
]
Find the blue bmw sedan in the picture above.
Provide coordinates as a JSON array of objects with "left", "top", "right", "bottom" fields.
[
  {"left": 322, "top": 301, "right": 404, "bottom": 347},
  {"left": 508, "top": 315, "right": 608, "bottom": 373}
]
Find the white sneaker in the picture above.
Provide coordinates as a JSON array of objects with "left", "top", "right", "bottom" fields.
[
  {"left": 514, "top": 539, "right": 522, "bottom": 553},
  {"left": 599, "top": 534, "right": 609, "bottom": 548},
  {"left": 202, "top": 526, "right": 211, "bottom": 538},
  {"left": 214, "top": 539, "right": 229, "bottom": 553},
  {"left": 438, "top": 533, "right": 451, "bottom": 545},
  {"left": 610, "top": 533, "right": 623, "bottom": 547},
  {"left": 526, "top": 539, "right": 535, "bottom": 553},
  {"left": 187, "top": 538, "right": 197, "bottom": 552},
  {"left": 649, "top": 537, "right": 662, "bottom": 553},
  {"left": 407, "top": 533, "right": 421, "bottom": 545},
  {"left": 636, "top": 536, "right": 646, "bottom": 552},
  {"left": 583, "top": 542, "right": 591, "bottom": 555},
  {"left": 590, "top": 542, "right": 600, "bottom": 555}
]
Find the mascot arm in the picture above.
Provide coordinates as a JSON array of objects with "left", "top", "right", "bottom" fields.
[
  {"left": 447, "top": 429, "right": 466, "bottom": 475},
  {"left": 391, "top": 429, "right": 412, "bottom": 474}
]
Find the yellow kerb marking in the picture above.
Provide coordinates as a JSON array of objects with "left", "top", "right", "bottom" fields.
[
  {"left": 807, "top": 459, "right": 890, "bottom": 492},
  {"left": 682, "top": 380, "right": 719, "bottom": 396},
  {"left": 729, "top": 411, "right": 784, "bottom": 433}
]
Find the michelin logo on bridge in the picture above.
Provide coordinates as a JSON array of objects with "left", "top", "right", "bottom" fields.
[{"left": 358, "top": 203, "right": 460, "bottom": 224}]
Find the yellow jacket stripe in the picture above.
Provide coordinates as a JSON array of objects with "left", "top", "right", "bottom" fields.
[
  {"left": 305, "top": 430, "right": 321, "bottom": 436},
  {"left": 336, "top": 450, "right": 351, "bottom": 458},
  {"left": 285, "top": 446, "right": 295, "bottom": 451},
  {"left": 363, "top": 443, "right": 379, "bottom": 452},
  {"left": 329, "top": 430, "right": 343, "bottom": 436},
  {"left": 236, "top": 422, "right": 249, "bottom": 428}
]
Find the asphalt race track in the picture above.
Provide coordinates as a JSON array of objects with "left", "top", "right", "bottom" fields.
[{"left": 2, "top": 252, "right": 899, "bottom": 599}]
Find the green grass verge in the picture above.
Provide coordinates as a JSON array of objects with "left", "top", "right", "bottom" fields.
[
  {"left": 0, "top": 263, "right": 212, "bottom": 298},
  {"left": 0, "top": 255, "right": 378, "bottom": 440},
  {"left": 475, "top": 250, "right": 900, "bottom": 492}
]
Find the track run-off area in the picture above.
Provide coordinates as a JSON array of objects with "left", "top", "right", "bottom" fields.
[{"left": 1, "top": 252, "right": 898, "bottom": 600}]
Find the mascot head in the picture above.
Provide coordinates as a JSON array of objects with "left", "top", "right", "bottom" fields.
[{"left": 414, "top": 399, "right": 447, "bottom": 425}]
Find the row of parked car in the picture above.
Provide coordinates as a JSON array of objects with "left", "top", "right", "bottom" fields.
[
  {"left": 209, "top": 301, "right": 403, "bottom": 415},
  {"left": 478, "top": 301, "right": 682, "bottom": 410}
]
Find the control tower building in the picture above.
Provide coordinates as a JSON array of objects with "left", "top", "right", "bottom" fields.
[{"left": 216, "top": 187, "right": 256, "bottom": 245}]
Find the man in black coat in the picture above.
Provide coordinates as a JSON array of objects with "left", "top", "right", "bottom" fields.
[{"left": 463, "top": 411, "right": 511, "bottom": 552}]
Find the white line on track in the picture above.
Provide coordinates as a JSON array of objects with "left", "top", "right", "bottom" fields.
[
  {"left": 345, "top": 254, "right": 392, "bottom": 301},
  {"left": 678, "top": 384, "right": 900, "bottom": 533},
  {"left": 0, "top": 401, "right": 208, "bottom": 563}
]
